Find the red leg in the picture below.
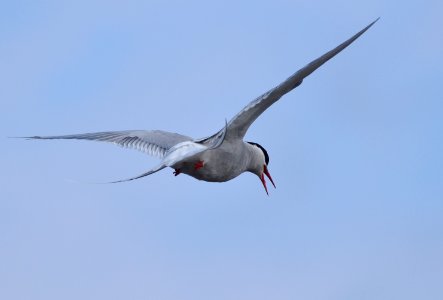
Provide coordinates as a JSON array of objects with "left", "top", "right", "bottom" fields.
[
  {"left": 194, "top": 160, "right": 204, "bottom": 170},
  {"left": 173, "top": 169, "right": 181, "bottom": 176}
]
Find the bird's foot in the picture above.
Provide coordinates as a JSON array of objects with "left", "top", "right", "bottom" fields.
[
  {"left": 173, "top": 169, "right": 181, "bottom": 176},
  {"left": 194, "top": 160, "right": 204, "bottom": 170}
]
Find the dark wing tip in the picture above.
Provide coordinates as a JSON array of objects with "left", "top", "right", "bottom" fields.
[
  {"left": 8, "top": 136, "right": 42, "bottom": 139},
  {"left": 357, "top": 17, "right": 380, "bottom": 37},
  {"left": 364, "top": 18, "right": 380, "bottom": 32}
]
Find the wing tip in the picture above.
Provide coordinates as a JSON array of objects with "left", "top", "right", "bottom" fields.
[
  {"left": 8, "top": 136, "right": 42, "bottom": 140},
  {"left": 359, "top": 17, "right": 380, "bottom": 36}
]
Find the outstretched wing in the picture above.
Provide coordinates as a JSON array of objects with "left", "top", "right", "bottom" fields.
[
  {"left": 102, "top": 122, "right": 228, "bottom": 183},
  {"left": 226, "top": 18, "right": 379, "bottom": 140},
  {"left": 24, "top": 130, "right": 192, "bottom": 158},
  {"left": 105, "top": 142, "right": 219, "bottom": 184},
  {"left": 106, "top": 164, "right": 167, "bottom": 183}
]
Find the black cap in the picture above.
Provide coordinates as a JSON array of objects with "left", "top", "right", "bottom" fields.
[{"left": 247, "top": 142, "right": 269, "bottom": 165}]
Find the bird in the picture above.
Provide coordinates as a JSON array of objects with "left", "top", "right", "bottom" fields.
[{"left": 21, "top": 19, "right": 378, "bottom": 195}]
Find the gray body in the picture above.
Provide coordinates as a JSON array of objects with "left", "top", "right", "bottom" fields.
[
  {"left": 175, "top": 141, "right": 263, "bottom": 182},
  {"left": 22, "top": 19, "right": 378, "bottom": 189}
]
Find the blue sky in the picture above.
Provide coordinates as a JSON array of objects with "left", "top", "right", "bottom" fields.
[{"left": 1, "top": 1, "right": 442, "bottom": 299}]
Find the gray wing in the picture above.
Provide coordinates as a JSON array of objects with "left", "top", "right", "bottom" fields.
[
  {"left": 195, "top": 119, "right": 228, "bottom": 148},
  {"left": 104, "top": 121, "right": 228, "bottom": 183},
  {"left": 25, "top": 130, "right": 192, "bottom": 158},
  {"left": 226, "top": 18, "right": 379, "bottom": 140},
  {"left": 106, "top": 164, "right": 167, "bottom": 183}
]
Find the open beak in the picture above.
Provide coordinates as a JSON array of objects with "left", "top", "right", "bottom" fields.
[{"left": 260, "top": 165, "right": 276, "bottom": 195}]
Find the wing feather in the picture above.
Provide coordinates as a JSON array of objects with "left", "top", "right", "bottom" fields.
[
  {"left": 226, "top": 18, "right": 379, "bottom": 140},
  {"left": 24, "top": 130, "right": 192, "bottom": 158}
]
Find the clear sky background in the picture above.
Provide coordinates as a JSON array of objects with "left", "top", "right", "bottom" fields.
[{"left": 1, "top": 1, "right": 442, "bottom": 299}]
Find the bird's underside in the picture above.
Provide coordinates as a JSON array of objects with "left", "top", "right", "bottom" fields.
[{"left": 18, "top": 19, "right": 378, "bottom": 193}]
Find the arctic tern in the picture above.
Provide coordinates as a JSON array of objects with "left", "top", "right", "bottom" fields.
[{"left": 22, "top": 19, "right": 378, "bottom": 194}]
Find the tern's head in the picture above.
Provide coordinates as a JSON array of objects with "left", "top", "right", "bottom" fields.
[{"left": 247, "top": 142, "right": 276, "bottom": 195}]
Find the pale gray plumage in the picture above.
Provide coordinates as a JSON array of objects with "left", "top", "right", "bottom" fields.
[
  {"left": 226, "top": 18, "right": 379, "bottom": 140},
  {"left": 27, "top": 130, "right": 192, "bottom": 158},
  {"left": 20, "top": 19, "right": 378, "bottom": 193}
]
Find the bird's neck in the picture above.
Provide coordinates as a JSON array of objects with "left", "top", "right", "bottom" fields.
[{"left": 245, "top": 143, "right": 265, "bottom": 174}]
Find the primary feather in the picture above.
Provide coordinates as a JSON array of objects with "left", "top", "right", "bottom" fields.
[{"left": 25, "top": 130, "right": 192, "bottom": 158}]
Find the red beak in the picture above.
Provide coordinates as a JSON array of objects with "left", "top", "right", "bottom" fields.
[
  {"left": 264, "top": 165, "right": 276, "bottom": 188},
  {"left": 260, "top": 165, "right": 276, "bottom": 195}
]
